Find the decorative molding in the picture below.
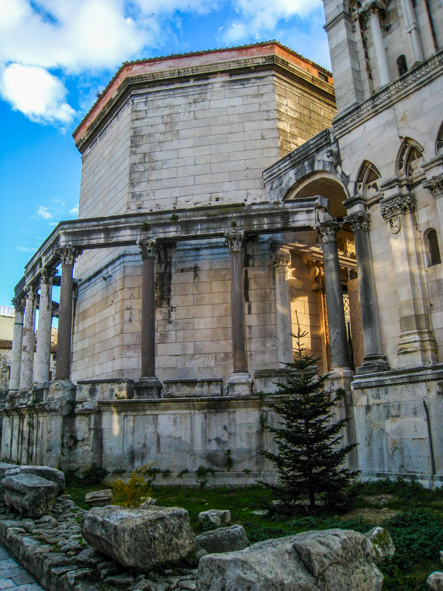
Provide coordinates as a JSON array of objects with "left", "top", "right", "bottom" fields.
[
  {"left": 317, "top": 220, "right": 342, "bottom": 243},
  {"left": 138, "top": 238, "right": 159, "bottom": 259},
  {"left": 389, "top": 216, "right": 401, "bottom": 234},
  {"left": 344, "top": 211, "right": 370, "bottom": 233},
  {"left": 379, "top": 192, "right": 416, "bottom": 221},
  {"left": 333, "top": 50, "right": 443, "bottom": 138},
  {"left": 55, "top": 246, "right": 83, "bottom": 266},
  {"left": 423, "top": 174, "right": 443, "bottom": 198},
  {"left": 224, "top": 230, "right": 246, "bottom": 253}
]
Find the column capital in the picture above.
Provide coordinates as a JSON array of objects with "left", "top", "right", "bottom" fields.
[
  {"left": 24, "top": 284, "right": 37, "bottom": 299},
  {"left": 56, "top": 246, "right": 82, "bottom": 265},
  {"left": 271, "top": 248, "right": 291, "bottom": 273},
  {"left": 344, "top": 211, "right": 370, "bottom": 233},
  {"left": 379, "top": 192, "right": 416, "bottom": 222},
  {"left": 225, "top": 230, "right": 246, "bottom": 253},
  {"left": 40, "top": 266, "right": 57, "bottom": 285},
  {"left": 11, "top": 296, "right": 25, "bottom": 315},
  {"left": 359, "top": 0, "right": 387, "bottom": 19},
  {"left": 317, "top": 220, "right": 342, "bottom": 244},
  {"left": 138, "top": 238, "right": 159, "bottom": 260},
  {"left": 424, "top": 174, "right": 443, "bottom": 199}
]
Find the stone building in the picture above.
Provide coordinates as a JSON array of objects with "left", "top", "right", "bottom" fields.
[{"left": 4, "top": 1, "right": 443, "bottom": 487}]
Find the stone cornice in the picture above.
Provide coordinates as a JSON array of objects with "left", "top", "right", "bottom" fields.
[{"left": 333, "top": 50, "right": 443, "bottom": 138}]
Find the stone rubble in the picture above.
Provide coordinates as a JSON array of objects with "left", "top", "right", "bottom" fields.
[
  {"left": 427, "top": 572, "right": 443, "bottom": 590},
  {"left": 197, "top": 510, "right": 230, "bottom": 528},
  {"left": 3, "top": 473, "right": 58, "bottom": 518}
]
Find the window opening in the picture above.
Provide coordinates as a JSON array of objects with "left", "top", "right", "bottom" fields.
[
  {"left": 397, "top": 55, "right": 408, "bottom": 76},
  {"left": 426, "top": 229, "right": 441, "bottom": 266}
]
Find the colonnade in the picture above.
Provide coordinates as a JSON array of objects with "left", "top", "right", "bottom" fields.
[{"left": 8, "top": 214, "right": 388, "bottom": 397}]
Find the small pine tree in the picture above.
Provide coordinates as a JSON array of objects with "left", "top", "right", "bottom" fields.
[{"left": 262, "top": 328, "right": 358, "bottom": 513}]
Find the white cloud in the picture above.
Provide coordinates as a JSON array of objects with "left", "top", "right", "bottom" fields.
[
  {"left": 17, "top": 246, "right": 36, "bottom": 252},
  {"left": 37, "top": 205, "right": 54, "bottom": 219},
  {"left": 0, "top": 64, "right": 75, "bottom": 123},
  {"left": 49, "top": 222, "right": 58, "bottom": 226},
  {"left": 69, "top": 206, "right": 79, "bottom": 215},
  {"left": 221, "top": 0, "right": 322, "bottom": 44}
]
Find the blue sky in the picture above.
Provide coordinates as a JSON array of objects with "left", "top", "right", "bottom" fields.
[{"left": 0, "top": 0, "right": 331, "bottom": 306}]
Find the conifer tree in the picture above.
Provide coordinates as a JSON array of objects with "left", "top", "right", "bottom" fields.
[{"left": 262, "top": 328, "right": 358, "bottom": 513}]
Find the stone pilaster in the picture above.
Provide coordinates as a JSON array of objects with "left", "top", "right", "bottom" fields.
[
  {"left": 19, "top": 286, "right": 36, "bottom": 390},
  {"left": 225, "top": 230, "right": 252, "bottom": 397},
  {"left": 317, "top": 220, "right": 354, "bottom": 386},
  {"left": 360, "top": 1, "right": 390, "bottom": 87},
  {"left": 34, "top": 268, "right": 54, "bottom": 384},
  {"left": 344, "top": 211, "right": 389, "bottom": 374},
  {"left": 9, "top": 297, "right": 25, "bottom": 392},
  {"left": 271, "top": 247, "right": 293, "bottom": 365},
  {"left": 398, "top": 0, "right": 423, "bottom": 64},
  {"left": 135, "top": 238, "right": 162, "bottom": 399},
  {"left": 380, "top": 192, "right": 438, "bottom": 366},
  {"left": 424, "top": 174, "right": 443, "bottom": 237},
  {"left": 55, "top": 247, "right": 82, "bottom": 381}
]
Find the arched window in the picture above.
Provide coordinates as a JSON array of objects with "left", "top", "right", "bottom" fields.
[
  {"left": 397, "top": 55, "right": 408, "bottom": 76},
  {"left": 356, "top": 161, "right": 381, "bottom": 197},
  {"left": 425, "top": 229, "right": 441, "bottom": 267},
  {"left": 397, "top": 140, "right": 424, "bottom": 177},
  {"left": 436, "top": 123, "right": 443, "bottom": 154}
]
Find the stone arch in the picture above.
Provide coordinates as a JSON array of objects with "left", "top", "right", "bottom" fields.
[
  {"left": 355, "top": 160, "right": 381, "bottom": 197},
  {"left": 285, "top": 172, "right": 349, "bottom": 219},
  {"left": 396, "top": 137, "right": 424, "bottom": 178}
]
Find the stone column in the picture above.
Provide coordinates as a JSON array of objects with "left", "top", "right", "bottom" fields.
[
  {"left": 19, "top": 286, "right": 36, "bottom": 390},
  {"left": 9, "top": 297, "right": 25, "bottom": 392},
  {"left": 135, "top": 238, "right": 162, "bottom": 398},
  {"left": 225, "top": 230, "right": 252, "bottom": 396},
  {"left": 34, "top": 268, "right": 54, "bottom": 384},
  {"left": 345, "top": 211, "right": 389, "bottom": 374},
  {"left": 399, "top": 0, "right": 423, "bottom": 64},
  {"left": 380, "top": 192, "right": 438, "bottom": 366},
  {"left": 317, "top": 220, "right": 354, "bottom": 385},
  {"left": 55, "top": 247, "right": 82, "bottom": 381},
  {"left": 364, "top": 2, "right": 390, "bottom": 87},
  {"left": 424, "top": 174, "right": 443, "bottom": 234},
  {"left": 272, "top": 247, "right": 293, "bottom": 365}
]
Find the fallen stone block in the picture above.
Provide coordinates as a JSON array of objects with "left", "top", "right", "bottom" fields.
[
  {"left": 427, "top": 572, "right": 443, "bottom": 591},
  {"left": 198, "top": 510, "right": 231, "bottom": 528},
  {"left": 3, "top": 473, "right": 58, "bottom": 518},
  {"left": 0, "top": 462, "right": 18, "bottom": 501},
  {"left": 363, "top": 526, "right": 395, "bottom": 564},
  {"left": 196, "top": 529, "right": 383, "bottom": 591},
  {"left": 81, "top": 505, "right": 196, "bottom": 569},
  {"left": 85, "top": 489, "right": 113, "bottom": 507},
  {"left": 9, "top": 466, "right": 65, "bottom": 496},
  {"left": 196, "top": 525, "right": 249, "bottom": 554}
]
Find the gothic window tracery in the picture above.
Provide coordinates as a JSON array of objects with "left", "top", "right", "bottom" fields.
[
  {"left": 356, "top": 160, "right": 381, "bottom": 196},
  {"left": 397, "top": 139, "right": 424, "bottom": 177}
]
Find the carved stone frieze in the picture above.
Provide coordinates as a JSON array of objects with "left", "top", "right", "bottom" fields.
[
  {"left": 317, "top": 220, "right": 342, "bottom": 244},
  {"left": 344, "top": 211, "right": 370, "bottom": 233},
  {"left": 55, "top": 246, "right": 83, "bottom": 266},
  {"left": 138, "top": 238, "right": 159, "bottom": 260},
  {"left": 224, "top": 230, "right": 246, "bottom": 253},
  {"left": 379, "top": 192, "right": 416, "bottom": 221}
]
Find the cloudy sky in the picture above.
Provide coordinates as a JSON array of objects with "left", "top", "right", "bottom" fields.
[{"left": 0, "top": 0, "right": 330, "bottom": 306}]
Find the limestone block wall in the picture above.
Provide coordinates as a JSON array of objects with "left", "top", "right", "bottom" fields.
[{"left": 72, "top": 238, "right": 279, "bottom": 385}]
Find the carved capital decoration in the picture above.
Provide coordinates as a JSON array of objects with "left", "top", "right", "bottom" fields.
[
  {"left": 23, "top": 284, "right": 36, "bottom": 300},
  {"left": 138, "top": 238, "right": 159, "bottom": 260},
  {"left": 344, "top": 211, "right": 370, "bottom": 233},
  {"left": 272, "top": 249, "right": 291, "bottom": 273},
  {"left": 379, "top": 192, "right": 416, "bottom": 221},
  {"left": 317, "top": 220, "right": 342, "bottom": 244},
  {"left": 40, "top": 266, "right": 56, "bottom": 285},
  {"left": 224, "top": 230, "right": 246, "bottom": 253},
  {"left": 423, "top": 174, "right": 443, "bottom": 199},
  {"left": 56, "top": 246, "right": 83, "bottom": 266},
  {"left": 11, "top": 296, "right": 25, "bottom": 315},
  {"left": 358, "top": 0, "right": 387, "bottom": 21}
]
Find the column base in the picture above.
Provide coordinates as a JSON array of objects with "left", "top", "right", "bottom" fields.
[
  {"left": 134, "top": 377, "right": 162, "bottom": 399},
  {"left": 326, "top": 368, "right": 354, "bottom": 390},
  {"left": 397, "top": 330, "right": 438, "bottom": 368},
  {"left": 356, "top": 355, "right": 390, "bottom": 375},
  {"left": 227, "top": 373, "right": 253, "bottom": 397}
]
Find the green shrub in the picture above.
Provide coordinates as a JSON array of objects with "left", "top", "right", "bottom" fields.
[{"left": 111, "top": 472, "right": 152, "bottom": 508}]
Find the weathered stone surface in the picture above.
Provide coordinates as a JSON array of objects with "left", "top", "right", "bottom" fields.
[
  {"left": 0, "top": 462, "right": 18, "bottom": 501},
  {"left": 196, "top": 529, "right": 383, "bottom": 591},
  {"left": 427, "top": 572, "right": 443, "bottom": 590},
  {"left": 140, "top": 497, "right": 157, "bottom": 508},
  {"left": 198, "top": 510, "right": 231, "bottom": 528},
  {"left": 6, "top": 466, "right": 66, "bottom": 496},
  {"left": 363, "top": 527, "right": 395, "bottom": 564},
  {"left": 196, "top": 525, "right": 249, "bottom": 554},
  {"left": 85, "top": 489, "right": 113, "bottom": 507},
  {"left": 81, "top": 505, "right": 196, "bottom": 569},
  {"left": 3, "top": 474, "right": 58, "bottom": 518}
]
